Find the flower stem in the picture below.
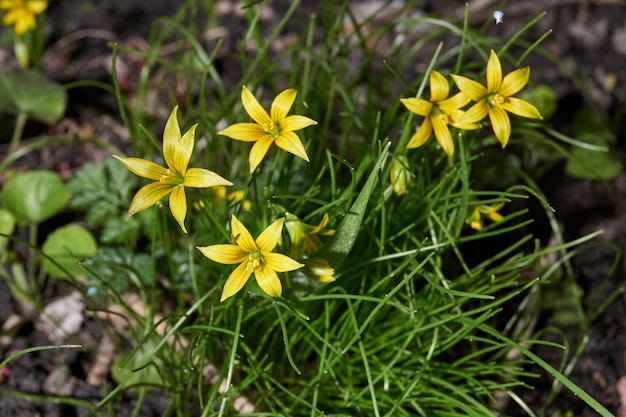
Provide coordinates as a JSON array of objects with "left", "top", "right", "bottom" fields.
[{"left": 8, "top": 111, "right": 28, "bottom": 156}]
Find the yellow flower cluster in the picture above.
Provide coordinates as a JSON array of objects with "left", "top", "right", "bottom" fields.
[
  {"left": 402, "top": 50, "right": 543, "bottom": 157},
  {"left": 113, "top": 50, "right": 541, "bottom": 300},
  {"left": 114, "top": 88, "right": 327, "bottom": 301},
  {"left": 0, "top": 0, "right": 47, "bottom": 35}
]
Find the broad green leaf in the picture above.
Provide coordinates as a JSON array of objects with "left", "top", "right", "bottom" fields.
[
  {"left": 2, "top": 170, "right": 68, "bottom": 223},
  {"left": 320, "top": 142, "right": 390, "bottom": 269},
  {"left": 566, "top": 109, "right": 620, "bottom": 180},
  {"left": 565, "top": 147, "right": 622, "bottom": 181},
  {"left": 42, "top": 224, "right": 97, "bottom": 278},
  {"left": 0, "top": 68, "right": 67, "bottom": 123},
  {"left": 572, "top": 109, "right": 615, "bottom": 145}
]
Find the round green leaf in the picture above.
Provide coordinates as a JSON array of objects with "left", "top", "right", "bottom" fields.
[
  {"left": 42, "top": 224, "right": 97, "bottom": 278},
  {"left": 0, "top": 67, "right": 67, "bottom": 123},
  {"left": 2, "top": 170, "right": 68, "bottom": 223}
]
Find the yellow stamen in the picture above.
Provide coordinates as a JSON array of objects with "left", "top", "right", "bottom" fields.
[{"left": 246, "top": 249, "right": 263, "bottom": 272}]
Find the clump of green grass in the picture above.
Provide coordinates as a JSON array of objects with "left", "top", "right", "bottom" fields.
[{"left": 1, "top": 1, "right": 621, "bottom": 417}]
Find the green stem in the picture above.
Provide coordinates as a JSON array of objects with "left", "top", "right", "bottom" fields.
[
  {"left": 27, "top": 222, "right": 39, "bottom": 301},
  {"left": 8, "top": 111, "right": 28, "bottom": 156}
]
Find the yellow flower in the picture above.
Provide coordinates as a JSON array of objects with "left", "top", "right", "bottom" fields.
[
  {"left": 0, "top": 0, "right": 47, "bottom": 35},
  {"left": 401, "top": 70, "right": 481, "bottom": 157},
  {"left": 218, "top": 85, "right": 317, "bottom": 173},
  {"left": 113, "top": 106, "right": 232, "bottom": 233},
  {"left": 198, "top": 186, "right": 252, "bottom": 212},
  {"left": 197, "top": 215, "right": 304, "bottom": 301},
  {"left": 451, "top": 50, "right": 543, "bottom": 148},
  {"left": 301, "top": 257, "right": 335, "bottom": 283},
  {"left": 465, "top": 202, "right": 504, "bottom": 231},
  {"left": 284, "top": 213, "right": 334, "bottom": 259}
]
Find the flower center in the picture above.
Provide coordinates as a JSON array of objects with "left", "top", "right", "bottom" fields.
[
  {"left": 263, "top": 121, "right": 282, "bottom": 138},
  {"left": 432, "top": 106, "right": 452, "bottom": 125},
  {"left": 160, "top": 168, "right": 184, "bottom": 185},
  {"left": 246, "top": 248, "right": 264, "bottom": 272},
  {"left": 488, "top": 93, "right": 508, "bottom": 106}
]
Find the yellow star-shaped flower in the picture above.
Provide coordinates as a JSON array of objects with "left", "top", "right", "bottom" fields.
[
  {"left": 197, "top": 215, "right": 304, "bottom": 301},
  {"left": 401, "top": 70, "right": 481, "bottom": 157},
  {"left": 465, "top": 202, "right": 505, "bottom": 231},
  {"left": 0, "top": 0, "right": 47, "bottom": 35},
  {"left": 451, "top": 50, "right": 543, "bottom": 148},
  {"left": 301, "top": 257, "right": 335, "bottom": 283},
  {"left": 218, "top": 85, "right": 318, "bottom": 173},
  {"left": 284, "top": 213, "right": 334, "bottom": 259},
  {"left": 113, "top": 106, "right": 233, "bottom": 233}
]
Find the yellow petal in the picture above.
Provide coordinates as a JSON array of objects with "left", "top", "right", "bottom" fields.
[
  {"left": 27, "top": 1, "right": 48, "bottom": 13},
  {"left": 275, "top": 131, "right": 310, "bottom": 162},
  {"left": 256, "top": 217, "right": 284, "bottom": 252},
  {"left": 221, "top": 262, "right": 252, "bottom": 301},
  {"left": 282, "top": 115, "right": 317, "bottom": 132},
  {"left": 126, "top": 181, "right": 172, "bottom": 219},
  {"left": 270, "top": 88, "right": 297, "bottom": 123},
  {"left": 488, "top": 107, "right": 511, "bottom": 147},
  {"left": 502, "top": 97, "right": 543, "bottom": 120},
  {"left": 169, "top": 186, "right": 188, "bottom": 233},
  {"left": 401, "top": 97, "right": 432, "bottom": 117},
  {"left": 431, "top": 116, "right": 454, "bottom": 157},
  {"left": 197, "top": 244, "right": 247, "bottom": 264},
  {"left": 112, "top": 155, "right": 168, "bottom": 180},
  {"left": 184, "top": 168, "right": 233, "bottom": 188},
  {"left": 242, "top": 85, "right": 272, "bottom": 126},
  {"left": 312, "top": 213, "right": 333, "bottom": 235},
  {"left": 429, "top": 70, "right": 450, "bottom": 102},
  {"left": 499, "top": 67, "right": 530, "bottom": 97},
  {"left": 248, "top": 135, "right": 274, "bottom": 173},
  {"left": 163, "top": 107, "right": 182, "bottom": 172},
  {"left": 231, "top": 215, "right": 257, "bottom": 252},
  {"left": 264, "top": 252, "right": 305, "bottom": 272},
  {"left": 406, "top": 119, "right": 432, "bottom": 149},
  {"left": 254, "top": 265, "right": 282, "bottom": 297},
  {"left": 486, "top": 50, "right": 503, "bottom": 92},
  {"left": 14, "top": 12, "right": 34, "bottom": 34},
  {"left": 456, "top": 102, "right": 489, "bottom": 125},
  {"left": 449, "top": 109, "right": 481, "bottom": 130},
  {"left": 451, "top": 74, "right": 487, "bottom": 102},
  {"left": 217, "top": 123, "right": 267, "bottom": 142},
  {"left": 439, "top": 92, "right": 471, "bottom": 111},
  {"left": 488, "top": 211, "right": 504, "bottom": 222},
  {"left": 171, "top": 123, "right": 197, "bottom": 174}
]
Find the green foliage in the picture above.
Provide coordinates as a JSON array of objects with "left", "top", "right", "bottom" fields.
[
  {"left": 66, "top": 158, "right": 142, "bottom": 244},
  {"left": 2, "top": 169, "right": 67, "bottom": 223},
  {"left": 41, "top": 223, "right": 97, "bottom": 278},
  {"left": 565, "top": 109, "right": 622, "bottom": 180},
  {"left": 81, "top": 246, "right": 154, "bottom": 296},
  {"left": 1, "top": 2, "right": 620, "bottom": 417},
  {"left": 0, "top": 67, "right": 66, "bottom": 123}
]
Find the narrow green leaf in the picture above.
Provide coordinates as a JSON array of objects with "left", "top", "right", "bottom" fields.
[{"left": 321, "top": 142, "right": 390, "bottom": 269}]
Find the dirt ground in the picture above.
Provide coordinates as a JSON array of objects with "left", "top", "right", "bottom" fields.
[{"left": 1, "top": 1, "right": 626, "bottom": 416}]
